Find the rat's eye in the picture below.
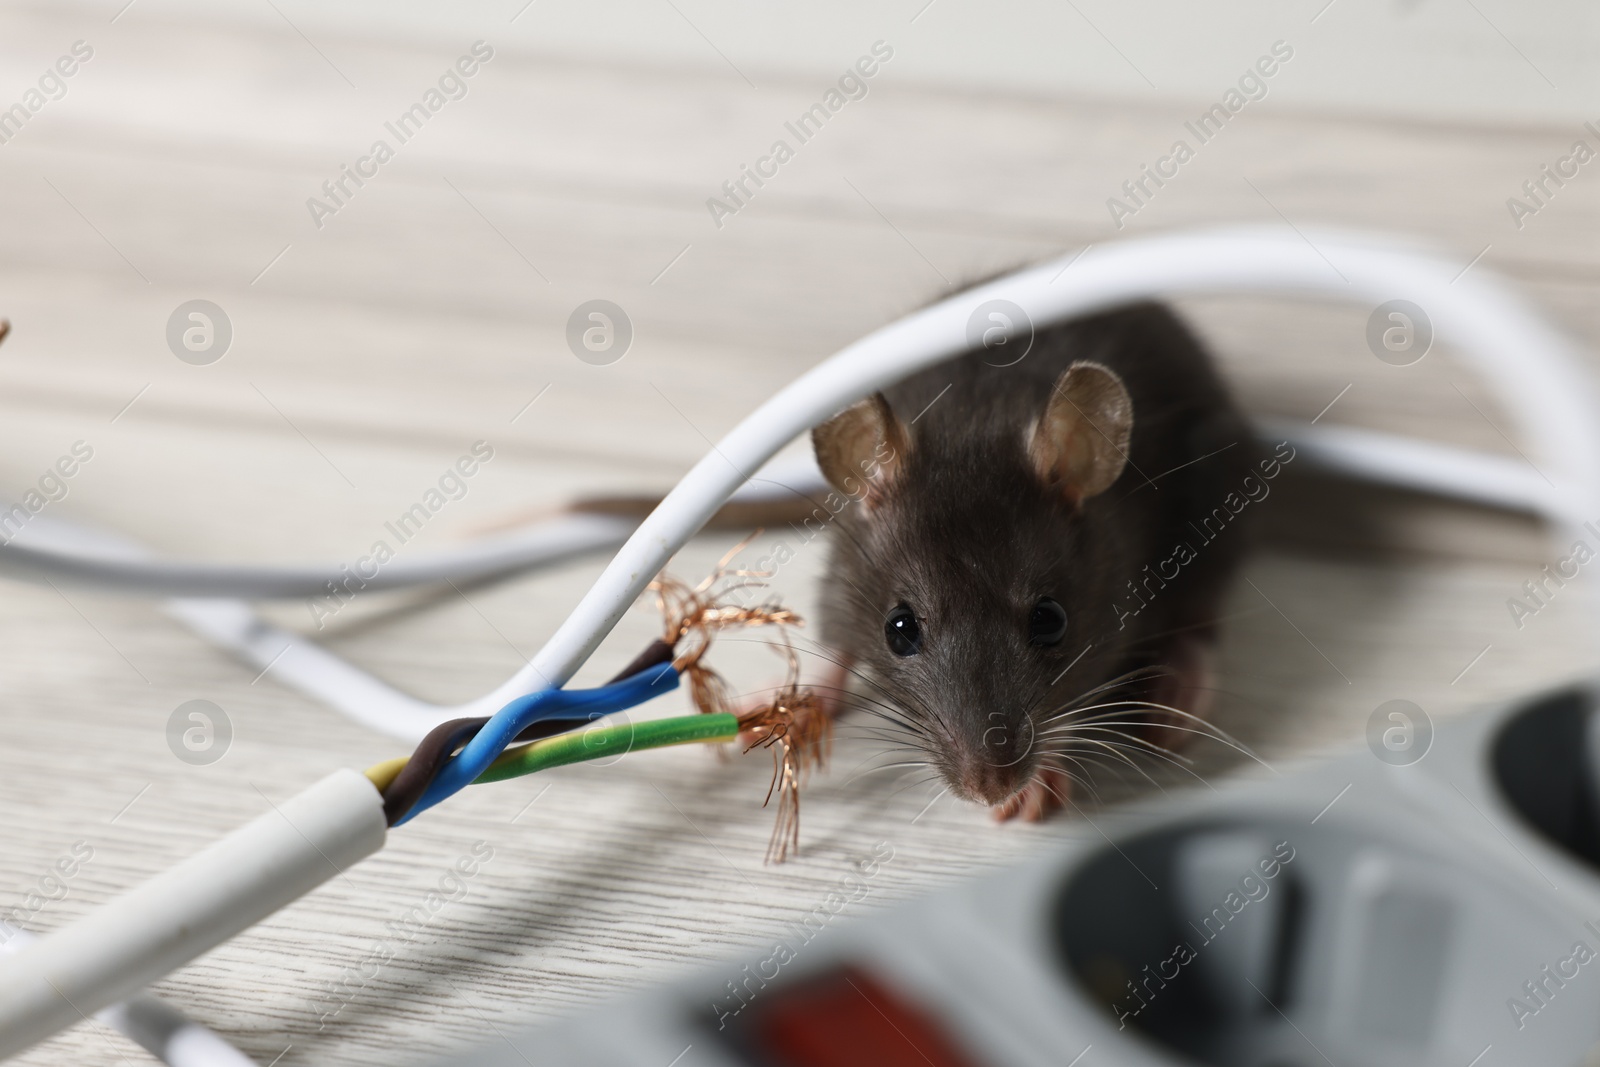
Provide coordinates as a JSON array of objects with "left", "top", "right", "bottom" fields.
[
  {"left": 884, "top": 604, "right": 922, "bottom": 657},
  {"left": 1029, "top": 597, "right": 1068, "bottom": 646}
]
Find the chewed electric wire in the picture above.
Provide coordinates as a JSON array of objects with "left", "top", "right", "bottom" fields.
[
  {"left": 368, "top": 684, "right": 828, "bottom": 858},
  {"left": 392, "top": 662, "right": 682, "bottom": 825},
  {"left": 367, "top": 546, "right": 832, "bottom": 859}
]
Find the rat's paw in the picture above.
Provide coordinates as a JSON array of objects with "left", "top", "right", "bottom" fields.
[{"left": 991, "top": 766, "right": 1073, "bottom": 823}]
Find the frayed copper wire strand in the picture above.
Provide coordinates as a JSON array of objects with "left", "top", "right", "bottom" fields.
[
  {"left": 650, "top": 533, "right": 800, "bottom": 720},
  {"left": 650, "top": 536, "right": 824, "bottom": 861},
  {"left": 736, "top": 643, "right": 831, "bottom": 864}
]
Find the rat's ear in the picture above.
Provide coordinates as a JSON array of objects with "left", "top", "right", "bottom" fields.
[
  {"left": 1030, "top": 360, "right": 1133, "bottom": 504},
  {"left": 812, "top": 393, "right": 907, "bottom": 509}
]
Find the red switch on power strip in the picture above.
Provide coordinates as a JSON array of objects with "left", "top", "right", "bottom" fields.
[{"left": 746, "top": 966, "right": 987, "bottom": 1067}]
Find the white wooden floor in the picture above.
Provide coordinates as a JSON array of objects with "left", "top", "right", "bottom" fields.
[{"left": 2, "top": 4, "right": 1599, "bottom": 1065}]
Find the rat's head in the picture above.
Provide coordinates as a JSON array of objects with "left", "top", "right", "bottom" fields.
[{"left": 812, "top": 361, "right": 1134, "bottom": 809}]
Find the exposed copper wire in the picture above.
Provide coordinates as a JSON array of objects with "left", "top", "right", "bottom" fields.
[
  {"left": 651, "top": 536, "right": 827, "bottom": 862},
  {"left": 650, "top": 533, "right": 800, "bottom": 719},
  {"left": 736, "top": 641, "right": 832, "bottom": 864}
]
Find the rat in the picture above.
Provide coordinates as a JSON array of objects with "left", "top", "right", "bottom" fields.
[{"left": 809, "top": 300, "right": 1276, "bottom": 821}]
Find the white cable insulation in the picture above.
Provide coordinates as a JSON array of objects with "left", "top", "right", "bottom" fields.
[
  {"left": 9, "top": 226, "right": 1588, "bottom": 741},
  {"left": 0, "top": 770, "right": 386, "bottom": 1059},
  {"left": 0, "top": 511, "right": 632, "bottom": 596},
  {"left": 0, "top": 230, "right": 1581, "bottom": 612},
  {"left": 98, "top": 1001, "right": 259, "bottom": 1067},
  {"left": 162, "top": 418, "right": 1555, "bottom": 742},
  {"left": 0, "top": 458, "right": 825, "bottom": 598},
  {"left": 165, "top": 597, "right": 456, "bottom": 740},
  {"left": 0, "top": 925, "right": 257, "bottom": 1067},
  {"left": 206, "top": 228, "right": 1597, "bottom": 731},
  {"left": 500, "top": 225, "right": 1600, "bottom": 705},
  {"left": 1256, "top": 418, "right": 1559, "bottom": 515}
]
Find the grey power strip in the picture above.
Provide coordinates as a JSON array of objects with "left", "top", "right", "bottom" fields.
[{"left": 433, "top": 684, "right": 1600, "bottom": 1067}]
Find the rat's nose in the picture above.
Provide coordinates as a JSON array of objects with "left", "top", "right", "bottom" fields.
[
  {"left": 944, "top": 711, "right": 1036, "bottom": 804},
  {"left": 950, "top": 754, "right": 1029, "bottom": 806}
]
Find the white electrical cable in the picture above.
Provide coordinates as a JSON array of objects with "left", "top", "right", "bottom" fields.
[
  {"left": 0, "top": 418, "right": 1553, "bottom": 602},
  {"left": 0, "top": 770, "right": 386, "bottom": 1060},
  {"left": 7, "top": 417, "right": 1556, "bottom": 745},
  {"left": 0, "top": 925, "right": 257, "bottom": 1067},
  {"left": 5, "top": 224, "right": 1598, "bottom": 1061},
  {"left": 163, "top": 418, "right": 1560, "bottom": 743},
  {"left": 22, "top": 420, "right": 1558, "bottom": 745},
  {"left": 1254, "top": 417, "right": 1563, "bottom": 516},
  {"left": 0, "top": 480, "right": 811, "bottom": 598},
  {"left": 0, "top": 232, "right": 1582, "bottom": 611},
  {"left": 10, "top": 510, "right": 633, "bottom": 597},
  {"left": 6, "top": 226, "right": 1592, "bottom": 743},
  {"left": 484, "top": 225, "right": 1600, "bottom": 709}
]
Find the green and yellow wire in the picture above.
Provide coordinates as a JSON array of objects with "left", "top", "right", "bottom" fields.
[{"left": 365, "top": 712, "right": 741, "bottom": 792}]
